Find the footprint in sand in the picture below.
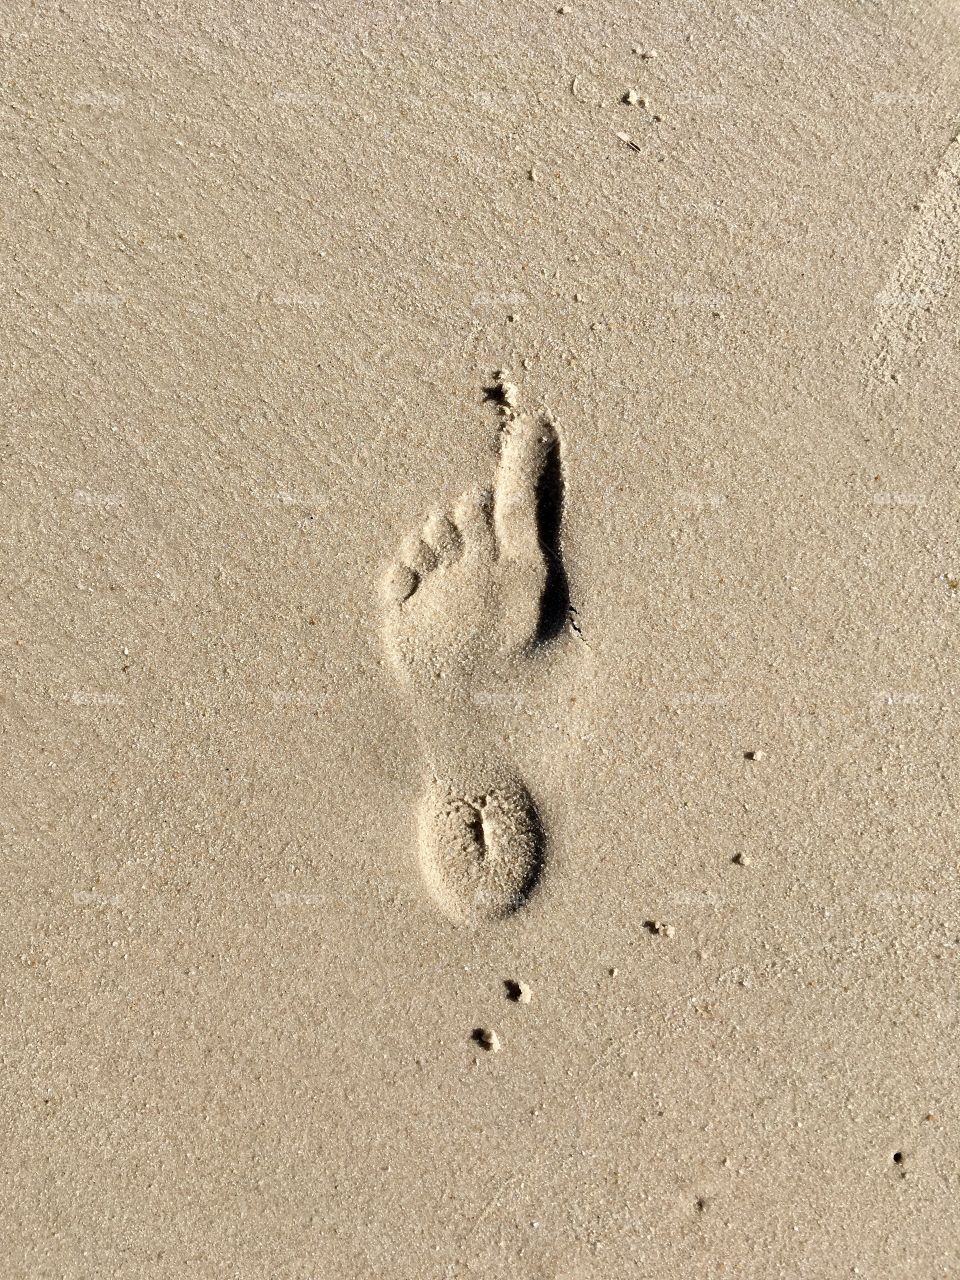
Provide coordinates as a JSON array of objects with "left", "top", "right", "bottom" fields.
[
  {"left": 382, "top": 397, "right": 574, "bottom": 925},
  {"left": 871, "top": 134, "right": 960, "bottom": 385}
]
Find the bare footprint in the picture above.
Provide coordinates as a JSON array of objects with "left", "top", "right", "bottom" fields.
[
  {"left": 870, "top": 134, "right": 960, "bottom": 386},
  {"left": 383, "top": 404, "right": 573, "bottom": 925}
]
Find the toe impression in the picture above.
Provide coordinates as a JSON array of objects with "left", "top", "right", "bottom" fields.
[
  {"left": 423, "top": 510, "right": 462, "bottom": 567},
  {"left": 493, "top": 415, "right": 569, "bottom": 642},
  {"left": 453, "top": 487, "right": 496, "bottom": 558},
  {"left": 493, "top": 416, "right": 557, "bottom": 569}
]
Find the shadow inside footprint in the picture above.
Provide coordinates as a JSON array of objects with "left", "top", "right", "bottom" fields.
[{"left": 534, "top": 426, "right": 570, "bottom": 643}]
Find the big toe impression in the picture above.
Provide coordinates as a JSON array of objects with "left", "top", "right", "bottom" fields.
[{"left": 493, "top": 415, "right": 558, "bottom": 569}]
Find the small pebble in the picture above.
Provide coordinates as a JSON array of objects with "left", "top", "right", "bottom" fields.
[
  {"left": 743, "top": 749, "right": 764, "bottom": 761},
  {"left": 505, "top": 979, "right": 532, "bottom": 1004},
  {"left": 733, "top": 853, "right": 751, "bottom": 867},
  {"left": 473, "top": 1028, "right": 501, "bottom": 1053},
  {"left": 646, "top": 920, "right": 675, "bottom": 938}
]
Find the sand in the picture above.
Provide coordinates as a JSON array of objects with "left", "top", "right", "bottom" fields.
[{"left": 6, "top": 0, "right": 960, "bottom": 1275}]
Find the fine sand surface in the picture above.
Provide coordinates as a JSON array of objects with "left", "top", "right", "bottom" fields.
[{"left": 6, "top": 2, "right": 960, "bottom": 1276}]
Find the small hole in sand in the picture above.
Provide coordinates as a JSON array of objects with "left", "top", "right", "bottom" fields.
[{"left": 892, "top": 1151, "right": 904, "bottom": 1165}]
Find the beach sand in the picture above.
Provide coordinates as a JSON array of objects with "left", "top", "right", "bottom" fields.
[{"left": 6, "top": 1, "right": 960, "bottom": 1275}]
